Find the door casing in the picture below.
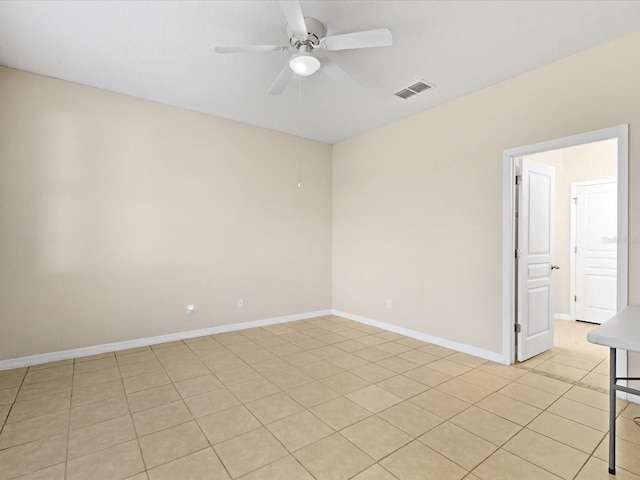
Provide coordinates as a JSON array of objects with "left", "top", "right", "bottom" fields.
[{"left": 502, "top": 125, "right": 628, "bottom": 367}]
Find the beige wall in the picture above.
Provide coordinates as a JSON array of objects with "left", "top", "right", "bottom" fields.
[
  {"left": 333, "top": 31, "right": 640, "bottom": 355},
  {"left": 0, "top": 67, "right": 333, "bottom": 360},
  {"left": 528, "top": 140, "right": 617, "bottom": 317}
]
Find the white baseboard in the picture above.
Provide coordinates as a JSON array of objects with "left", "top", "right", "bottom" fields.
[
  {"left": 332, "top": 310, "right": 507, "bottom": 365},
  {"left": 554, "top": 314, "right": 572, "bottom": 321},
  {"left": 0, "top": 309, "right": 332, "bottom": 371}
]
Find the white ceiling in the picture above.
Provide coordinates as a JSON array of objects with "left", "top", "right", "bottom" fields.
[{"left": 1, "top": 1, "right": 640, "bottom": 144}]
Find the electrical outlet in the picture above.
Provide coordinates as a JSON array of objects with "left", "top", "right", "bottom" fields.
[
  {"left": 386, "top": 299, "right": 393, "bottom": 309},
  {"left": 237, "top": 298, "right": 244, "bottom": 308},
  {"left": 187, "top": 304, "right": 196, "bottom": 315}
]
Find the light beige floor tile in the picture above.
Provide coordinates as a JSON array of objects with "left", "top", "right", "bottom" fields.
[
  {"left": 350, "top": 464, "right": 398, "bottom": 480},
  {"left": 436, "top": 378, "right": 493, "bottom": 404},
  {"left": 563, "top": 385, "right": 624, "bottom": 413},
  {"left": 267, "top": 410, "right": 334, "bottom": 451},
  {"left": 0, "top": 404, "right": 9, "bottom": 425},
  {"left": 472, "top": 449, "right": 560, "bottom": 480},
  {"left": 7, "top": 391, "right": 71, "bottom": 423},
  {"left": 0, "top": 367, "right": 27, "bottom": 377},
  {"left": 0, "top": 372, "right": 25, "bottom": 390},
  {"left": 310, "top": 396, "right": 372, "bottom": 430},
  {"left": 503, "top": 428, "right": 588, "bottom": 479},
  {"left": 183, "top": 387, "right": 240, "bottom": 418},
  {"left": 427, "top": 359, "right": 473, "bottom": 377},
  {"left": 376, "top": 342, "right": 412, "bottom": 355},
  {"left": 476, "top": 393, "right": 542, "bottom": 426},
  {"left": 0, "top": 434, "right": 67, "bottom": 480},
  {"left": 581, "top": 371, "right": 610, "bottom": 390},
  {"left": 73, "top": 367, "right": 122, "bottom": 387},
  {"left": 239, "top": 455, "right": 314, "bottom": 480},
  {"left": 28, "top": 361, "right": 72, "bottom": 372},
  {"left": 67, "top": 439, "right": 144, "bottom": 480},
  {"left": 173, "top": 374, "right": 223, "bottom": 398},
  {"left": 70, "top": 395, "right": 130, "bottom": 429},
  {"left": 214, "top": 427, "right": 288, "bottom": 478},
  {"left": 13, "top": 463, "right": 65, "bottom": 480},
  {"left": 147, "top": 447, "right": 230, "bottom": 480},
  {"left": 478, "top": 363, "right": 527, "bottom": 381},
  {"left": 16, "top": 377, "right": 72, "bottom": 402},
  {"left": 618, "top": 414, "right": 640, "bottom": 446},
  {"left": 72, "top": 379, "right": 124, "bottom": 406},
  {"left": 398, "top": 350, "right": 439, "bottom": 366},
  {"left": 403, "top": 365, "right": 452, "bottom": 387},
  {"left": 127, "top": 384, "right": 180, "bottom": 412},
  {"left": 351, "top": 364, "right": 396, "bottom": 383},
  {"left": 335, "top": 339, "right": 370, "bottom": 353},
  {"left": 381, "top": 440, "right": 466, "bottom": 480},
  {"left": 420, "top": 422, "right": 497, "bottom": 470},
  {"left": 342, "top": 416, "right": 412, "bottom": 460},
  {"left": 547, "top": 397, "right": 609, "bottom": 432},
  {"left": 294, "top": 433, "right": 374, "bottom": 480},
  {"left": 68, "top": 414, "right": 136, "bottom": 459},
  {"left": 116, "top": 350, "right": 156, "bottom": 366},
  {"left": 132, "top": 400, "right": 193, "bottom": 436},
  {"left": 266, "top": 342, "right": 302, "bottom": 357},
  {"left": 527, "top": 411, "right": 605, "bottom": 453},
  {"left": 498, "top": 382, "right": 558, "bottom": 409},
  {"left": 266, "top": 368, "right": 315, "bottom": 390},
  {"left": 0, "top": 409, "right": 69, "bottom": 450},
  {"left": 301, "top": 361, "right": 344, "bottom": 380},
  {"left": 252, "top": 358, "right": 299, "bottom": 377},
  {"left": 328, "top": 353, "right": 369, "bottom": 370},
  {"left": 550, "top": 352, "right": 600, "bottom": 371},
  {"left": 377, "top": 375, "right": 429, "bottom": 399},
  {"left": 139, "top": 421, "right": 209, "bottom": 469},
  {"left": 354, "top": 347, "right": 393, "bottom": 362},
  {"left": 458, "top": 369, "right": 512, "bottom": 392},
  {"left": 197, "top": 405, "right": 260, "bottom": 444},
  {"left": 124, "top": 473, "right": 148, "bottom": 480},
  {"left": 239, "top": 349, "right": 278, "bottom": 365},
  {"left": 516, "top": 372, "right": 572, "bottom": 396},
  {"left": 447, "top": 352, "right": 488, "bottom": 368},
  {"left": 164, "top": 361, "right": 210, "bottom": 382},
  {"left": 379, "top": 400, "right": 444, "bottom": 437},
  {"left": 394, "top": 337, "right": 429, "bottom": 349},
  {"left": 228, "top": 377, "right": 280, "bottom": 403},
  {"left": 122, "top": 371, "right": 171, "bottom": 394},
  {"left": 287, "top": 381, "right": 340, "bottom": 408},
  {"left": 353, "top": 335, "right": 387, "bottom": 347},
  {"left": 23, "top": 365, "right": 73, "bottom": 385},
  {"left": 410, "top": 389, "right": 470, "bottom": 420},
  {"left": 119, "top": 360, "right": 164, "bottom": 379},
  {"left": 245, "top": 392, "right": 304, "bottom": 424},
  {"left": 450, "top": 407, "right": 521, "bottom": 446},
  {"left": 535, "top": 360, "right": 589, "bottom": 382},
  {"left": 281, "top": 351, "right": 322, "bottom": 367},
  {"left": 215, "top": 365, "right": 262, "bottom": 387},
  {"left": 320, "top": 371, "right": 369, "bottom": 395},
  {"left": 575, "top": 456, "right": 640, "bottom": 480},
  {"left": 75, "top": 352, "right": 115, "bottom": 363},
  {"left": 347, "top": 385, "right": 403, "bottom": 413},
  {"left": 0, "top": 386, "right": 18, "bottom": 406},
  {"left": 418, "top": 344, "right": 458, "bottom": 358},
  {"left": 74, "top": 357, "right": 118, "bottom": 375},
  {"left": 375, "top": 355, "right": 421, "bottom": 374}
]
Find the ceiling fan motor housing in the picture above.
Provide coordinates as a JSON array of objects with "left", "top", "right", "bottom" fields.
[{"left": 287, "top": 17, "right": 326, "bottom": 48}]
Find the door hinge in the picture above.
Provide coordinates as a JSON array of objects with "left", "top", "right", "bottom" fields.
[
  {"left": 574, "top": 295, "right": 577, "bottom": 302},
  {"left": 573, "top": 197, "right": 578, "bottom": 204},
  {"left": 515, "top": 249, "right": 519, "bottom": 259},
  {"left": 515, "top": 175, "right": 522, "bottom": 185},
  {"left": 574, "top": 246, "right": 577, "bottom": 254},
  {"left": 515, "top": 323, "right": 521, "bottom": 333}
]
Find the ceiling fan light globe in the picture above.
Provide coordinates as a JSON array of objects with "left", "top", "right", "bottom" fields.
[{"left": 289, "top": 53, "right": 320, "bottom": 76}]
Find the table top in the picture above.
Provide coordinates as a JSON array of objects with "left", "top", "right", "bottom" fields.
[{"left": 587, "top": 305, "right": 640, "bottom": 352}]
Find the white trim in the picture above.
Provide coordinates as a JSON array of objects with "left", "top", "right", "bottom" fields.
[
  {"left": 569, "top": 179, "right": 617, "bottom": 324},
  {"left": 554, "top": 314, "right": 572, "bottom": 321},
  {"left": 0, "top": 309, "right": 332, "bottom": 371},
  {"left": 333, "top": 310, "right": 506, "bottom": 364},
  {"left": 502, "top": 125, "right": 629, "bottom": 367}
]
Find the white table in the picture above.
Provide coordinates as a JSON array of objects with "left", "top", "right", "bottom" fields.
[{"left": 587, "top": 305, "right": 640, "bottom": 475}]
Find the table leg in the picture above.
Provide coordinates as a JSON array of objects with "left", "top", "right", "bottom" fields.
[{"left": 609, "top": 347, "right": 616, "bottom": 475}]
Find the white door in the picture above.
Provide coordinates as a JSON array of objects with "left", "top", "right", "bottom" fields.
[
  {"left": 517, "top": 158, "right": 555, "bottom": 361},
  {"left": 574, "top": 181, "right": 617, "bottom": 324}
]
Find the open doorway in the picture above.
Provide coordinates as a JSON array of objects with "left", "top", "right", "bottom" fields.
[{"left": 502, "top": 125, "right": 628, "bottom": 370}]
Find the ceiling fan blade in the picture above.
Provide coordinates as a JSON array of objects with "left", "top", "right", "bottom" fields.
[
  {"left": 320, "top": 56, "right": 359, "bottom": 88},
  {"left": 268, "top": 62, "right": 293, "bottom": 95},
  {"left": 214, "top": 45, "right": 289, "bottom": 54},
  {"left": 279, "top": 0, "right": 308, "bottom": 39},
  {"left": 319, "top": 28, "right": 392, "bottom": 51}
]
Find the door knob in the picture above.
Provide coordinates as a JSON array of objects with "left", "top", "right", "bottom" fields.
[{"left": 551, "top": 264, "right": 560, "bottom": 270}]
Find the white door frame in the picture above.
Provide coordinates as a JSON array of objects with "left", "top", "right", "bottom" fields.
[
  {"left": 570, "top": 179, "right": 617, "bottom": 323},
  {"left": 502, "top": 125, "right": 628, "bottom": 366}
]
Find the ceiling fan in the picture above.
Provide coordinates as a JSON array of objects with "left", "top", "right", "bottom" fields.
[{"left": 214, "top": 0, "right": 393, "bottom": 95}]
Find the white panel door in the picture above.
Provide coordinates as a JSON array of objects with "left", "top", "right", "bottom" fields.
[
  {"left": 575, "top": 181, "right": 617, "bottom": 324},
  {"left": 517, "top": 159, "right": 555, "bottom": 361}
]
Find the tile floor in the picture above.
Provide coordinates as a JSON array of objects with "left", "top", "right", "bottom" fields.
[{"left": 1, "top": 315, "right": 639, "bottom": 479}]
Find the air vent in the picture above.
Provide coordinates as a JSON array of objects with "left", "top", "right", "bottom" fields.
[{"left": 394, "top": 80, "right": 434, "bottom": 99}]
